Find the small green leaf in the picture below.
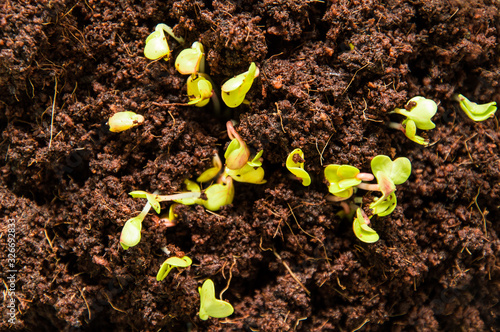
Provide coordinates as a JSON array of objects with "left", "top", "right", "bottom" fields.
[
  {"left": 120, "top": 216, "right": 143, "bottom": 250},
  {"left": 285, "top": 148, "right": 311, "bottom": 186},
  {"left": 108, "top": 112, "right": 144, "bottom": 132},
  {"left": 199, "top": 279, "right": 234, "bottom": 320},
  {"left": 187, "top": 74, "right": 213, "bottom": 107},
  {"left": 156, "top": 256, "right": 192, "bottom": 281},
  {"left": 370, "top": 192, "right": 397, "bottom": 217},
  {"left": 402, "top": 119, "right": 428, "bottom": 145},
  {"left": 144, "top": 29, "right": 170, "bottom": 60},
  {"left": 457, "top": 94, "right": 497, "bottom": 122},
  {"left": 200, "top": 178, "right": 235, "bottom": 211},
  {"left": 324, "top": 164, "right": 361, "bottom": 198},
  {"left": 352, "top": 208, "right": 379, "bottom": 243},
  {"left": 392, "top": 96, "right": 437, "bottom": 130},
  {"left": 225, "top": 164, "right": 266, "bottom": 184},
  {"left": 175, "top": 42, "right": 204, "bottom": 75},
  {"left": 371, "top": 155, "right": 411, "bottom": 185},
  {"left": 197, "top": 155, "right": 222, "bottom": 183},
  {"left": 221, "top": 62, "right": 259, "bottom": 108},
  {"left": 129, "top": 191, "right": 161, "bottom": 214},
  {"left": 247, "top": 150, "right": 264, "bottom": 167},
  {"left": 224, "top": 138, "right": 250, "bottom": 170}
]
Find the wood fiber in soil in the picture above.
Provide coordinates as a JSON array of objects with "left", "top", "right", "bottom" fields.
[{"left": 1, "top": 0, "right": 499, "bottom": 331}]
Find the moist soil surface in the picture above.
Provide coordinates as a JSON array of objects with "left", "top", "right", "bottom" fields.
[{"left": 1, "top": 0, "right": 500, "bottom": 331}]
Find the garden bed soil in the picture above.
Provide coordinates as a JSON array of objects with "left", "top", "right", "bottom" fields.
[{"left": 1, "top": 0, "right": 499, "bottom": 331}]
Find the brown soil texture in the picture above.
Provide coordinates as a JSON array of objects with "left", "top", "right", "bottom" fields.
[{"left": 1, "top": 0, "right": 500, "bottom": 331}]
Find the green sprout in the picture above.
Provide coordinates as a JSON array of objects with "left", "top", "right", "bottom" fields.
[
  {"left": 352, "top": 208, "right": 379, "bottom": 243},
  {"left": 197, "top": 154, "right": 223, "bottom": 183},
  {"left": 390, "top": 96, "right": 437, "bottom": 146},
  {"left": 144, "top": 23, "right": 185, "bottom": 61},
  {"left": 175, "top": 42, "right": 205, "bottom": 75},
  {"left": 286, "top": 148, "right": 311, "bottom": 186},
  {"left": 221, "top": 62, "right": 259, "bottom": 108},
  {"left": 156, "top": 256, "right": 192, "bottom": 281},
  {"left": 224, "top": 121, "right": 251, "bottom": 170},
  {"left": 198, "top": 279, "right": 234, "bottom": 320},
  {"left": 186, "top": 73, "right": 213, "bottom": 107},
  {"left": 367, "top": 155, "right": 411, "bottom": 216},
  {"left": 324, "top": 165, "right": 374, "bottom": 200},
  {"left": 120, "top": 200, "right": 151, "bottom": 250},
  {"left": 455, "top": 94, "right": 497, "bottom": 122},
  {"left": 225, "top": 154, "right": 266, "bottom": 184},
  {"left": 108, "top": 111, "right": 145, "bottom": 133},
  {"left": 175, "top": 177, "right": 235, "bottom": 211}
]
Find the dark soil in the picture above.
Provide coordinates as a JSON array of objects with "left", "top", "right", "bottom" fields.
[{"left": 1, "top": 0, "right": 499, "bottom": 331}]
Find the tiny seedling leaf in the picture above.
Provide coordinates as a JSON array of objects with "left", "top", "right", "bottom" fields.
[
  {"left": 198, "top": 279, "right": 234, "bottom": 320},
  {"left": 371, "top": 156, "right": 411, "bottom": 185},
  {"left": 156, "top": 256, "right": 192, "bottom": 281},
  {"left": 129, "top": 191, "right": 161, "bottom": 214},
  {"left": 457, "top": 94, "right": 497, "bottom": 122},
  {"left": 108, "top": 112, "right": 144, "bottom": 132},
  {"left": 352, "top": 208, "right": 379, "bottom": 243},
  {"left": 285, "top": 148, "right": 311, "bottom": 186}
]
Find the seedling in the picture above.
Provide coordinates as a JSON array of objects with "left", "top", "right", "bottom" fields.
[
  {"left": 352, "top": 208, "right": 379, "bottom": 243},
  {"left": 129, "top": 190, "right": 202, "bottom": 214},
  {"left": 390, "top": 96, "right": 437, "bottom": 146},
  {"left": 159, "top": 204, "right": 179, "bottom": 227},
  {"left": 221, "top": 62, "right": 259, "bottom": 108},
  {"left": 455, "top": 94, "right": 497, "bottom": 122},
  {"left": 197, "top": 154, "right": 223, "bottom": 183},
  {"left": 156, "top": 256, "right": 192, "bottom": 281},
  {"left": 120, "top": 200, "right": 152, "bottom": 250},
  {"left": 286, "top": 148, "right": 311, "bottom": 186},
  {"left": 175, "top": 177, "right": 235, "bottom": 211},
  {"left": 324, "top": 165, "right": 374, "bottom": 200},
  {"left": 175, "top": 42, "right": 205, "bottom": 75},
  {"left": 144, "top": 23, "right": 185, "bottom": 61},
  {"left": 198, "top": 279, "right": 234, "bottom": 320},
  {"left": 186, "top": 74, "right": 213, "bottom": 107},
  {"left": 224, "top": 121, "right": 251, "bottom": 170},
  {"left": 108, "top": 112, "right": 145, "bottom": 132}
]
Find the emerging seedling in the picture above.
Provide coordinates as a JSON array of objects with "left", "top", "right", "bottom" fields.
[
  {"left": 324, "top": 165, "right": 374, "bottom": 200},
  {"left": 352, "top": 208, "right": 379, "bottom": 243},
  {"left": 120, "top": 200, "right": 152, "bottom": 250},
  {"left": 175, "top": 42, "right": 205, "bottom": 75},
  {"left": 224, "top": 121, "right": 250, "bottom": 170},
  {"left": 286, "top": 148, "right": 311, "bottom": 186},
  {"left": 390, "top": 96, "right": 437, "bottom": 146},
  {"left": 197, "top": 154, "right": 223, "bottom": 183},
  {"left": 156, "top": 256, "right": 192, "bottom": 281},
  {"left": 221, "top": 62, "right": 259, "bottom": 108},
  {"left": 144, "top": 23, "right": 185, "bottom": 61},
  {"left": 368, "top": 155, "right": 411, "bottom": 216},
  {"left": 455, "top": 94, "right": 497, "bottom": 122},
  {"left": 198, "top": 279, "right": 234, "bottom": 320},
  {"left": 175, "top": 177, "right": 235, "bottom": 211},
  {"left": 108, "top": 112, "right": 145, "bottom": 132},
  {"left": 187, "top": 74, "right": 213, "bottom": 107}
]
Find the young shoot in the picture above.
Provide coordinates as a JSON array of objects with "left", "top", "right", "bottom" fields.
[
  {"left": 187, "top": 74, "right": 213, "bottom": 107},
  {"left": 197, "top": 154, "right": 223, "bottom": 183},
  {"left": 120, "top": 200, "right": 152, "bottom": 250},
  {"left": 286, "top": 148, "right": 311, "bottom": 186},
  {"left": 390, "top": 96, "right": 437, "bottom": 146},
  {"left": 198, "top": 279, "right": 234, "bottom": 320},
  {"left": 129, "top": 190, "right": 202, "bottom": 214},
  {"left": 225, "top": 153, "right": 266, "bottom": 184},
  {"left": 175, "top": 42, "right": 205, "bottom": 75},
  {"left": 144, "top": 23, "right": 185, "bottom": 61},
  {"left": 175, "top": 177, "right": 235, "bottom": 211},
  {"left": 455, "top": 94, "right": 497, "bottom": 122},
  {"left": 156, "top": 256, "right": 192, "bottom": 281},
  {"left": 108, "top": 112, "right": 144, "bottom": 133},
  {"left": 352, "top": 208, "right": 379, "bottom": 243},
  {"left": 221, "top": 62, "right": 259, "bottom": 108},
  {"left": 224, "top": 121, "right": 250, "bottom": 170},
  {"left": 324, "top": 164, "right": 374, "bottom": 201}
]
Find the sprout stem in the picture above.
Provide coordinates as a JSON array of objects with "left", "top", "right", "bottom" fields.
[
  {"left": 157, "top": 23, "right": 185, "bottom": 45},
  {"left": 356, "top": 172, "right": 374, "bottom": 182},
  {"left": 155, "top": 192, "right": 201, "bottom": 202},
  {"left": 388, "top": 122, "right": 403, "bottom": 130},
  {"left": 356, "top": 183, "right": 380, "bottom": 191}
]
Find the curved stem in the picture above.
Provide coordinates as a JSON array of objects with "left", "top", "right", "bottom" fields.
[
  {"left": 326, "top": 194, "right": 349, "bottom": 202},
  {"left": 356, "top": 183, "right": 380, "bottom": 191},
  {"left": 388, "top": 122, "right": 404, "bottom": 131},
  {"left": 356, "top": 172, "right": 374, "bottom": 182},
  {"left": 155, "top": 192, "right": 201, "bottom": 202},
  {"left": 157, "top": 23, "right": 185, "bottom": 45}
]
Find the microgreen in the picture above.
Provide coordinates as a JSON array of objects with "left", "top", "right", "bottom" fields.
[
  {"left": 175, "top": 42, "right": 205, "bottom": 75},
  {"left": 156, "top": 256, "right": 192, "bottom": 281},
  {"left": 198, "top": 279, "right": 234, "bottom": 320},
  {"left": 120, "top": 200, "right": 152, "bottom": 250},
  {"left": 108, "top": 112, "right": 145, "bottom": 133},
  {"left": 455, "top": 94, "right": 497, "bottom": 122},
  {"left": 324, "top": 165, "right": 362, "bottom": 200},
  {"left": 390, "top": 96, "right": 437, "bottom": 146},
  {"left": 221, "top": 62, "right": 259, "bottom": 108},
  {"left": 352, "top": 208, "right": 379, "bottom": 243},
  {"left": 286, "top": 148, "right": 311, "bottom": 186},
  {"left": 144, "top": 23, "right": 185, "bottom": 61},
  {"left": 224, "top": 121, "right": 250, "bottom": 170},
  {"left": 186, "top": 74, "right": 213, "bottom": 107},
  {"left": 197, "top": 154, "right": 223, "bottom": 183}
]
